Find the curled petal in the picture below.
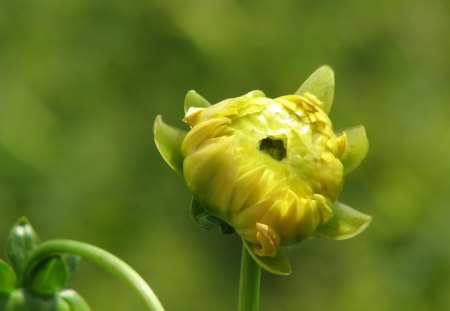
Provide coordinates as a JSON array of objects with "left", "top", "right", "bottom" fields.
[
  {"left": 254, "top": 223, "right": 280, "bottom": 257},
  {"left": 339, "top": 125, "right": 369, "bottom": 174},
  {"left": 153, "top": 115, "right": 186, "bottom": 175},
  {"left": 313, "top": 201, "right": 372, "bottom": 240},
  {"left": 295, "top": 65, "right": 335, "bottom": 114},
  {"left": 184, "top": 90, "right": 210, "bottom": 113}
]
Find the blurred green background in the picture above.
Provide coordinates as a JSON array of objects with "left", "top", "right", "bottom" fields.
[{"left": 1, "top": 0, "right": 449, "bottom": 310}]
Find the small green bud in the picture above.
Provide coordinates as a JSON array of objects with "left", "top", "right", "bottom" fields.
[{"left": 6, "top": 217, "right": 40, "bottom": 286}]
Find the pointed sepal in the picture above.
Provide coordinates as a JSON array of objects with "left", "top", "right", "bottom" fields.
[
  {"left": 153, "top": 115, "right": 187, "bottom": 175},
  {"left": 339, "top": 125, "right": 369, "bottom": 174},
  {"left": 184, "top": 90, "right": 210, "bottom": 113},
  {"left": 0, "top": 260, "right": 16, "bottom": 294},
  {"left": 26, "top": 255, "right": 70, "bottom": 295},
  {"left": 6, "top": 217, "right": 40, "bottom": 286},
  {"left": 296, "top": 65, "right": 335, "bottom": 113},
  {"left": 243, "top": 240, "right": 291, "bottom": 275},
  {"left": 313, "top": 201, "right": 371, "bottom": 240},
  {"left": 190, "top": 197, "right": 223, "bottom": 230}
]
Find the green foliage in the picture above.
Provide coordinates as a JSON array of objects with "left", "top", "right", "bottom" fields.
[{"left": 0, "top": 219, "right": 90, "bottom": 310}]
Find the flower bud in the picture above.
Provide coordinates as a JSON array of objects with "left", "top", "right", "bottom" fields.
[
  {"left": 182, "top": 91, "right": 345, "bottom": 251},
  {"left": 154, "top": 66, "right": 371, "bottom": 274}
]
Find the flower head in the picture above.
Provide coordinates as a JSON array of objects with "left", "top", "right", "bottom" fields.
[{"left": 154, "top": 66, "right": 371, "bottom": 274}]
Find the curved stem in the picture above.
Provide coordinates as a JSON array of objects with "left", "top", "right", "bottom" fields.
[
  {"left": 238, "top": 243, "right": 261, "bottom": 311},
  {"left": 27, "top": 239, "right": 165, "bottom": 311}
]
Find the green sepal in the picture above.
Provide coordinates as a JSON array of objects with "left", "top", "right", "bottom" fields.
[
  {"left": 153, "top": 115, "right": 187, "bottom": 175},
  {"left": 6, "top": 217, "right": 40, "bottom": 286},
  {"left": 0, "top": 260, "right": 16, "bottom": 294},
  {"left": 243, "top": 240, "right": 291, "bottom": 275},
  {"left": 190, "top": 197, "right": 235, "bottom": 234},
  {"left": 184, "top": 90, "right": 210, "bottom": 113},
  {"left": 190, "top": 197, "right": 223, "bottom": 230},
  {"left": 26, "top": 255, "right": 69, "bottom": 295},
  {"left": 219, "top": 222, "right": 235, "bottom": 235},
  {"left": 295, "top": 65, "right": 335, "bottom": 113},
  {"left": 313, "top": 201, "right": 372, "bottom": 240},
  {"left": 339, "top": 125, "right": 369, "bottom": 174},
  {"left": 59, "top": 289, "right": 91, "bottom": 311}
]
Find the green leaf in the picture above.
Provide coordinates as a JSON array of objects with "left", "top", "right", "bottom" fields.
[
  {"left": 6, "top": 217, "right": 40, "bottom": 286},
  {"left": 313, "top": 201, "right": 372, "bottom": 240},
  {"left": 339, "top": 125, "right": 369, "bottom": 174},
  {"left": 0, "top": 260, "right": 16, "bottom": 293},
  {"left": 27, "top": 255, "right": 69, "bottom": 295},
  {"left": 153, "top": 115, "right": 187, "bottom": 175},
  {"left": 184, "top": 90, "right": 210, "bottom": 113},
  {"left": 295, "top": 65, "right": 335, "bottom": 113},
  {"left": 243, "top": 240, "right": 291, "bottom": 275},
  {"left": 59, "top": 289, "right": 91, "bottom": 311},
  {"left": 190, "top": 197, "right": 223, "bottom": 230}
]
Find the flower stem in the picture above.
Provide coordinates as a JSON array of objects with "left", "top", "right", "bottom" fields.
[
  {"left": 238, "top": 243, "right": 261, "bottom": 311},
  {"left": 27, "top": 239, "right": 165, "bottom": 311}
]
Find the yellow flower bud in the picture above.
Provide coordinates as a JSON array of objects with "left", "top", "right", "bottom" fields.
[
  {"left": 182, "top": 91, "right": 345, "bottom": 255},
  {"left": 154, "top": 66, "right": 371, "bottom": 274}
]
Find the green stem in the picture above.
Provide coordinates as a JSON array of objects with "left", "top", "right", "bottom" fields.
[
  {"left": 238, "top": 243, "right": 261, "bottom": 311},
  {"left": 26, "top": 239, "right": 165, "bottom": 311}
]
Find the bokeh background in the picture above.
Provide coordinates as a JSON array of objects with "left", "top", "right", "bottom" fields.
[{"left": 1, "top": 0, "right": 449, "bottom": 310}]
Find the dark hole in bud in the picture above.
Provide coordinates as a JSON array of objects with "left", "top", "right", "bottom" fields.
[{"left": 259, "top": 137, "right": 286, "bottom": 161}]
